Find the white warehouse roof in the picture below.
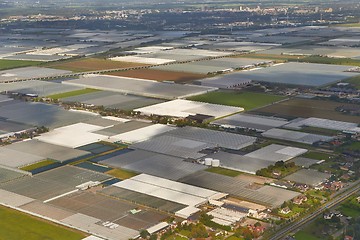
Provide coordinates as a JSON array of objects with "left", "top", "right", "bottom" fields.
[{"left": 135, "top": 99, "right": 243, "bottom": 119}]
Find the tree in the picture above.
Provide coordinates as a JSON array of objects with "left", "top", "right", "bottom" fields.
[{"left": 140, "top": 229, "right": 150, "bottom": 239}]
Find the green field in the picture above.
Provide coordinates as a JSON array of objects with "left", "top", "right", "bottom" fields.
[
  {"left": 0, "top": 206, "right": 86, "bottom": 240},
  {"left": 302, "top": 151, "right": 335, "bottom": 161},
  {"left": 344, "top": 75, "right": 360, "bottom": 89},
  {"left": 20, "top": 159, "right": 56, "bottom": 171},
  {"left": 299, "top": 56, "right": 360, "bottom": 67},
  {"left": 47, "top": 88, "right": 100, "bottom": 99},
  {"left": 206, "top": 167, "right": 242, "bottom": 177},
  {"left": 339, "top": 206, "right": 360, "bottom": 218},
  {"left": 294, "top": 231, "right": 321, "bottom": 240},
  {"left": 106, "top": 168, "right": 138, "bottom": 180},
  {"left": 188, "top": 91, "right": 286, "bottom": 111},
  {"left": 0, "top": 59, "right": 40, "bottom": 70}
]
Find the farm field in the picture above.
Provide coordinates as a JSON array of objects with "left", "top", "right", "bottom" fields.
[
  {"left": 205, "top": 167, "right": 242, "bottom": 177},
  {"left": 252, "top": 98, "right": 360, "bottom": 123},
  {"left": 109, "top": 68, "right": 207, "bottom": 83},
  {"left": 47, "top": 88, "right": 100, "bottom": 99},
  {"left": 188, "top": 91, "right": 286, "bottom": 111},
  {"left": 106, "top": 168, "right": 139, "bottom": 180},
  {"left": 20, "top": 159, "right": 56, "bottom": 171},
  {"left": 344, "top": 75, "right": 360, "bottom": 89},
  {"left": 237, "top": 53, "right": 306, "bottom": 61},
  {"left": 0, "top": 205, "right": 86, "bottom": 240},
  {"left": 0, "top": 59, "right": 40, "bottom": 70},
  {"left": 45, "top": 58, "right": 148, "bottom": 72},
  {"left": 294, "top": 231, "right": 321, "bottom": 240}
]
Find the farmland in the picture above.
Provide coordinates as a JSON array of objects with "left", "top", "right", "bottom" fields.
[
  {"left": 20, "top": 159, "right": 56, "bottom": 171},
  {"left": 252, "top": 98, "right": 360, "bottom": 122},
  {"left": 106, "top": 168, "right": 139, "bottom": 180},
  {"left": 0, "top": 59, "right": 40, "bottom": 70},
  {"left": 47, "top": 88, "right": 100, "bottom": 99},
  {"left": 237, "top": 53, "right": 306, "bottom": 61},
  {"left": 188, "top": 91, "right": 286, "bottom": 111},
  {"left": 344, "top": 75, "right": 360, "bottom": 89},
  {"left": 109, "top": 68, "right": 207, "bottom": 83},
  {"left": 45, "top": 58, "right": 148, "bottom": 72},
  {"left": 0, "top": 206, "right": 86, "bottom": 240}
]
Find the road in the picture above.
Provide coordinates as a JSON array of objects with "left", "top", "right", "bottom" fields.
[{"left": 269, "top": 180, "right": 360, "bottom": 240}]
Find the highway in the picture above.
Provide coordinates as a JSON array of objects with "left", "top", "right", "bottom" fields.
[{"left": 269, "top": 180, "right": 360, "bottom": 240}]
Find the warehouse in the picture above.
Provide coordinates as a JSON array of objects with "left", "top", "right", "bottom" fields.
[
  {"left": 166, "top": 126, "right": 257, "bottom": 150},
  {"left": 205, "top": 151, "right": 274, "bottom": 174},
  {"left": 213, "top": 114, "right": 289, "bottom": 131},
  {"left": 36, "top": 123, "right": 109, "bottom": 148},
  {"left": 0, "top": 67, "right": 72, "bottom": 83},
  {"left": 244, "top": 144, "right": 308, "bottom": 162},
  {"left": 284, "top": 169, "right": 331, "bottom": 186},
  {"left": 109, "top": 124, "right": 175, "bottom": 144},
  {"left": 134, "top": 99, "right": 243, "bottom": 118},
  {"left": 112, "top": 174, "right": 225, "bottom": 218},
  {"left": 63, "top": 75, "right": 217, "bottom": 99},
  {"left": 262, "top": 128, "right": 334, "bottom": 144},
  {"left": 0, "top": 80, "right": 83, "bottom": 97},
  {"left": 285, "top": 117, "right": 360, "bottom": 132},
  {"left": 233, "top": 62, "right": 359, "bottom": 87}
]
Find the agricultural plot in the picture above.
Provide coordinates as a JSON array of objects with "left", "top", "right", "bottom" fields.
[
  {"left": 262, "top": 45, "right": 360, "bottom": 59},
  {"left": 46, "top": 58, "right": 148, "bottom": 72},
  {"left": 0, "top": 59, "right": 40, "bottom": 70},
  {"left": 0, "top": 80, "right": 83, "bottom": 97},
  {"left": 0, "top": 205, "right": 86, "bottom": 240},
  {"left": 233, "top": 62, "right": 359, "bottom": 87},
  {"left": 109, "top": 69, "right": 206, "bottom": 83},
  {"left": 188, "top": 91, "right": 286, "bottom": 110},
  {"left": 252, "top": 98, "right": 360, "bottom": 123}
]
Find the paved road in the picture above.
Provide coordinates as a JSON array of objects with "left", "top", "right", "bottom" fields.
[{"left": 269, "top": 180, "right": 360, "bottom": 240}]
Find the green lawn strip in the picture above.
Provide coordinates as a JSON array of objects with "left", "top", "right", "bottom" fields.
[
  {"left": 206, "top": 167, "right": 242, "bottom": 177},
  {"left": 46, "top": 88, "right": 100, "bottom": 99},
  {"left": 0, "top": 59, "right": 41, "bottom": 70},
  {"left": 298, "top": 56, "right": 360, "bottom": 67},
  {"left": 20, "top": 159, "right": 57, "bottom": 171},
  {"left": 188, "top": 91, "right": 285, "bottom": 111},
  {"left": 294, "top": 230, "right": 321, "bottom": 240},
  {"left": 302, "top": 151, "right": 335, "bottom": 161},
  {"left": 0, "top": 205, "right": 86, "bottom": 240},
  {"left": 106, "top": 168, "right": 139, "bottom": 180}
]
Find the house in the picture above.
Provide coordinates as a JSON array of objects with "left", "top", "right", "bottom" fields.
[
  {"left": 293, "top": 195, "right": 308, "bottom": 205},
  {"left": 280, "top": 207, "right": 291, "bottom": 215},
  {"left": 344, "top": 235, "right": 353, "bottom": 240}
]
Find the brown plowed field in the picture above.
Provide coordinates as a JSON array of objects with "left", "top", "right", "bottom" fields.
[
  {"left": 251, "top": 98, "right": 360, "bottom": 123},
  {"left": 46, "top": 58, "right": 149, "bottom": 72},
  {"left": 109, "top": 68, "right": 207, "bottom": 83}
]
